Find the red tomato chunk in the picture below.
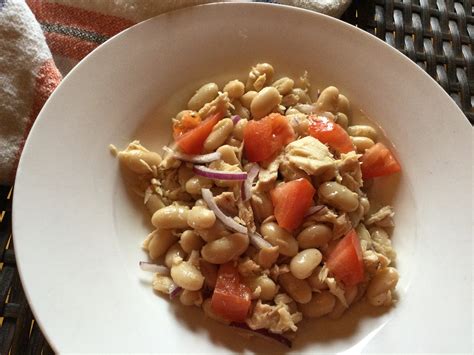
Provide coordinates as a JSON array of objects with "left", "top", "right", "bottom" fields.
[{"left": 270, "top": 178, "right": 316, "bottom": 231}]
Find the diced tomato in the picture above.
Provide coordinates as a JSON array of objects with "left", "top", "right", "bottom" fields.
[
  {"left": 243, "top": 113, "right": 294, "bottom": 162},
  {"left": 270, "top": 178, "right": 316, "bottom": 231},
  {"left": 211, "top": 262, "right": 251, "bottom": 322},
  {"left": 326, "top": 229, "right": 364, "bottom": 287},
  {"left": 308, "top": 115, "right": 354, "bottom": 153},
  {"left": 174, "top": 112, "right": 222, "bottom": 154},
  {"left": 360, "top": 143, "right": 401, "bottom": 179},
  {"left": 173, "top": 113, "right": 201, "bottom": 138}
]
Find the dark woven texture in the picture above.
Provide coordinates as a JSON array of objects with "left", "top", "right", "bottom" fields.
[{"left": 0, "top": 1, "right": 472, "bottom": 354}]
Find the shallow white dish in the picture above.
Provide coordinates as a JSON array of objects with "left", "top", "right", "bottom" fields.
[{"left": 13, "top": 3, "right": 472, "bottom": 353}]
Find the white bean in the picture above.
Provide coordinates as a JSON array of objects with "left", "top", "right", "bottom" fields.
[
  {"left": 188, "top": 83, "right": 219, "bottom": 111},
  {"left": 152, "top": 274, "right": 175, "bottom": 294},
  {"left": 250, "top": 192, "right": 274, "bottom": 223},
  {"left": 151, "top": 205, "right": 190, "bottom": 229},
  {"left": 232, "top": 101, "right": 250, "bottom": 120},
  {"left": 201, "top": 233, "right": 249, "bottom": 264},
  {"left": 272, "top": 77, "right": 294, "bottom": 95},
  {"left": 170, "top": 261, "right": 204, "bottom": 291},
  {"left": 244, "top": 275, "right": 277, "bottom": 301},
  {"left": 297, "top": 224, "right": 333, "bottom": 249},
  {"left": 260, "top": 222, "right": 298, "bottom": 256},
  {"left": 250, "top": 87, "right": 282, "bottom": 119},
  {"left": 315, "top": 86, "right": 339, "bottom": 113},
  {"left": 187, "top": 206, "right": 216, "bottom": 229},
  {"left": 179, "top": 230, "right": 204, "bottom": 253},
  {"left": 233, "top": 118, "right": 248, "bottom": 141},
  {"left": 298, "top": 291, "right": 336, "bottom": 318},
  {"left": 165, "top": 243, "right": 186, "bottom": 268},
  {"left": 217, "top": 145, "right": 240, "bottom": 165},
  {"left": 118, "top": 150, "right": 162, "bottom": 174},
  {"left": 147, "top": 229, "right": 178, "bottom": 260},
  {"left": 203, "top": 118, "right": 234, "bottom": 152},
  {"left": 278, "top": 272, "right": 312, "bottom": 304},
  {"left": 196, "top": 220, "right": 230, "bottom": 242},
  {"left": 185, "top": 176, "right": 213, "bottom": 195},
  {"left": 292, "top": 88, "right": 311, "bottom": 104},
  {"left": 145, "top": 194, "right": 165, "bottom": 215},
  {"left": 347, "top": 125, "right": 378, "bottom": 141},
  {"left": 337, "top": 94, "right": 350, "bottom": 116},
  {"left": 290, "top": 249, "right": 322, "bottom": 280},
  {"left": 367, "top": 267, "right": 399, "bottom": 306},
  {"left": 307, "top": 266, "right": 328, "bottom": 290},
  {"left": 328, "top": 286, "right": 358, "bottom": 319},
  {"left": 240, "top": 91, "right": 258, "bottom": 109},
  {"left": 318, "top": 182, "right": 359, "bottom": 212},
  {"left": 223, "top": 79, "right": 245, "bottom": 99},
  {"left": 351, "top": 136, "right": 375, "bottom": 153},
  {"left": 335, "top": 112, "right": 349, "bottom": 129}
]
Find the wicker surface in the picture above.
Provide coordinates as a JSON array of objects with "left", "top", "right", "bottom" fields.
[{"left": 0, "top": 1, "right": 472, "bottom": 354}]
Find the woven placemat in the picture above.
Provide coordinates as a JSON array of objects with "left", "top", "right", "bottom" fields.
[{"left": 1, "top": 1, "right": 472, "bottom": 353}]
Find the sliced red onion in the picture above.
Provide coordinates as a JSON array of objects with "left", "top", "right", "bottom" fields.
[
  {"left": 194, "top": 165, "right": 247, "bottom": 181},
  {"left": 162, "top": 146, "right": 221, "bottom": 164},
  {"left": 229, "top": 322, "right": 292, "bottom": 348},
  {"left": 242, "top": 164, "right": 259, "bottom": 201},
  {"left": 169, "top": 285, "right": 183, "bottom": 299},
  {"left": 201, "top": 188, "right": 247, "bottom": 234},
  {"left": 139, "top": 261, "right": 169, "bottom": 275},
  {"left": 304, "top": 205, "right": 326, "bottom": 217},
  {"left": 249, "top": 232, "right": 272, "bottom": 249},
  {"left": 231, "top": 115, "right": 241, "bottom": 124}
]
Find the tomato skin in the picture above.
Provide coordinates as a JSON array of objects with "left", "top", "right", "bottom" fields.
[
  {"left": 174, "top": 112, "right": 222, "bottom": 154},
  {"left": 360, "top": 143, "right": 401, "bottom": 179},
  {"left": 308, "top": 115, "right": 354, "bottom": 153},
  {"left": 270, "top": 178, "right": 316, "bottom": 231},
  {"left": 211, "top": 262, "right": 251, "bottom": 322},
  {"left": 326, "top": 229, "right": 364, "bottom": 287},
  {"left": 244, "top": 113, "right": 294, "bottom": 162}
]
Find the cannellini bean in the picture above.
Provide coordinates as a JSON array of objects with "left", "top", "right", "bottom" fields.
[
  {"left": 203, "top": 118, "right": 234, "bottom": 153},
  {"left": 367, "top": 267, "right": 399, "bottom": 306},
  {"left": 152, "top": 274, "right": 176, "bottom": 294},
  {"left": 165, "top": 243, "right": 186, "bottom": 268},
  {"left": 250, "top": 87, "right": 282, "bottom": 119},
  {"left": 351, "top": 136, "right": 375, "bottom": 153},
  {"left": 315, "top": 86, "right": 339, "bottom": 112},
  {"left": 347, "top": 125, "right": 378, "bottom": 141},
  {"left": 223, "top": 79, "right": 245, "bottom": 99},
  {"left": 145, "top": 194, "right": 165, "bottom": 215},
  {"left": 328, "top": 286, "right": 358, "bottom": 319},
  {"left": 200, "top": 260, "right": 218, "bottom": 289},
  {"left": 185, "top": 176, "right": 213, "bottom": 195},
  {"left": 307, "top": 266, "right": 328, "bottom": 290},
  {"left": 118, "top": 150, "right": 162, "bottom": 174},
  {"left": 202, "top": 299, "right": 230, "bottom": 324},
  {"left": 187, "top": 83, "right": 219, "bottom": 111},
  {"left": 187, "top": 206, "right": 216, "bottom": 229},
  {"left": 297, "top": 224, "right": 333, "bottom": 249},
  {"left": 170, "top": 261, "right": 204, "bottom": 291},
  {"left": 255, "top": 63, "right": 274, "bottom": 81},
  {"left": 240, "top": 91, "right": 258, "bottom": 109},
  {"left": 318, "top": 182, "right": 359, "bottom": 212},
  {"left": 232, "top": 118, "right": 248, "bottom": 141},
  {"left": 201, "top": 233, "right": 249, "bottom": 264},
  {"left": 179, "top": 230, "right": 204, "bottom": 253},
  {"left": 337, "top": 94, "right": 350, "bottom": 116},
  {"left": 250, "top": 192, "right": 274, "bottom": 223},
  {"left": 147, "top": 229, "right": 178, "bottom": 259},
  {"left": 196, "top": 220, "right": 230, "bottom": 242},
  {"left": 272, "top": 77, "right": 295, "bottom": 95},
  {"left": 278, "top": 272, "right": 312, "bottom": 304},
  {"left": 256, "top": 246, "right": 279, "bottom": 269},
  {"left": 260, "top": 222, "right": 298, "bottom": 256},
  {"left": 179, "top": 289, "right": 203, "bottom": 306},
  {"left": 217, "top": 145, "right": 240, "bottom": 165},
  {"left": 299, "top": 291, "right": 336, "bottom": 318},
  {"left": 290, "top": 249, "right": 322, "bottom": 279},
  {"left": 151, "top": 205, "right": 190, "bottom": 229},
  {"left": 244, "top": 275, "right": 277, "bottom": 301},
  {"left": 335, "top": 112, "right": 349, "bottom": 129}
]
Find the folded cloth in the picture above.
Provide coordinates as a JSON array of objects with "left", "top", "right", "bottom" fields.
[{"left": 0, "top": 0, "right": 351, "bottom": 184}]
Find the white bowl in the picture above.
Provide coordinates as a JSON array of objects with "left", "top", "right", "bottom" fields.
[{"left": 13, "top": 3, "right": 472, "bottom": 353}]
